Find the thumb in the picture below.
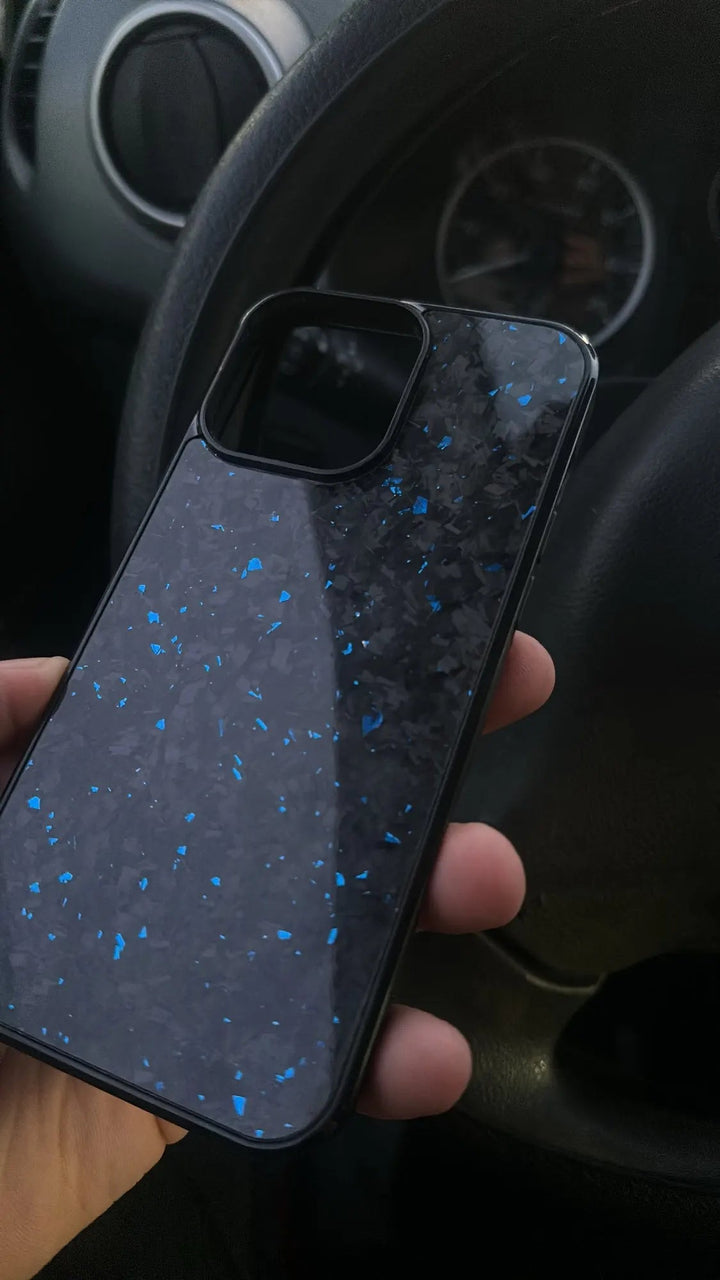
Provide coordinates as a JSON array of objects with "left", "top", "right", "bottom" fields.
[{"left": 0, "top": 657, "right": 68, "bottom": 786}]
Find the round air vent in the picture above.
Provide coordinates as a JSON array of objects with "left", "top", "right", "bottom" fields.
[{"left": 92, "top": 1, "right": 285, "bottom": 228}]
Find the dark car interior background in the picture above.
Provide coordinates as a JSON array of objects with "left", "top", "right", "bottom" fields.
[{"left": 4, "top": 0, "right": 720, "bottom": 1276}]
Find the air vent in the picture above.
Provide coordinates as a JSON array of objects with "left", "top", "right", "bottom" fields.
[
  {"left": 91, "top": 2, "right": 291, "bottom": 229},
  {"left": 10, "top": 0, "right": 62, "bottom": 165}
]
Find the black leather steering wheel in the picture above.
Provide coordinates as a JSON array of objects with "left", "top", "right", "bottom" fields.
[{"left": 115, "top": 0, "right": 720, "bottom": 1208}]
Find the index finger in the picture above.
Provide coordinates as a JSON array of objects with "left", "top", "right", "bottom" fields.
[
  {"left": 0, "top": 657, "right": 67, "bottom": 786},
  {"left": 483, "top": 632, "right": 554, "bottom": 735}
]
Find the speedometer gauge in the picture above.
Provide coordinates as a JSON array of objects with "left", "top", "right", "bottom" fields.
[{"left": 437, "top": 138, "right": 654, "bottom": 346}]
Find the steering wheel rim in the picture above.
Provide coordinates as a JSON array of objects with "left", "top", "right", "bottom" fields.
[{"left": 116, "top": 0, "right": 720, "bottom": 1197}]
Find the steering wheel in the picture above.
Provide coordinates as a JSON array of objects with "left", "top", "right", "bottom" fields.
[{"left": 115, "top": 0, "right": 720, "bottom": 1218}]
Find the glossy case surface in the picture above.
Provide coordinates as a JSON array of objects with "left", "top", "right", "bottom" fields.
[{"left": 0, "top": 300, "right": 595, "bottom": 1147}]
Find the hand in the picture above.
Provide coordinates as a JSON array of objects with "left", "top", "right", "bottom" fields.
[{"left": 0, "top": 639, "right": 553, "bottom": 1279}]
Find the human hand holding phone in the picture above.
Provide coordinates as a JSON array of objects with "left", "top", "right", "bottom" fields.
[{"left": 0, "top": 639, "right": 551, "bottom": 1279}]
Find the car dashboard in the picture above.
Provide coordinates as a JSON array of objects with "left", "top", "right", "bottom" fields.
[
  {"left": 322, "top": 3, "right": 720, "bottom": 391},
  {"left": 3, "top": 0, "right": 720, "bottom": 389}
]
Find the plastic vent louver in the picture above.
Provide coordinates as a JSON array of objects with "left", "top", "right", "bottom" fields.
[{"left": 10, "top": 0, "right": 62, "bottom": 164}]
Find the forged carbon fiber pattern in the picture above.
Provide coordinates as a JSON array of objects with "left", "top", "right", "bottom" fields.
[{"left": 0, "top": 309, "right": 586, "bottom": 1143}]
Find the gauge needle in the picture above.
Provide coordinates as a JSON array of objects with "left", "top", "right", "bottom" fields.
[{"left": 447, "top": 252, "right": 531, "bottom": 283}]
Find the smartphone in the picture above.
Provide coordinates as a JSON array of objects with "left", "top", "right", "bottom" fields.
[{"left": 0, "top": 290, "right": 596, "bottom": 1149}]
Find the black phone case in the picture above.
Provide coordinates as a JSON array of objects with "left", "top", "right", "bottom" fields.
[{"left": 0, "top": 299, "right": 596, "bottom": 1149}]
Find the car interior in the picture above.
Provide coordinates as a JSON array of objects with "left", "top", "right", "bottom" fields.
[{"left": 4, "top": 0, "right": 720, "bottom": 1275}]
